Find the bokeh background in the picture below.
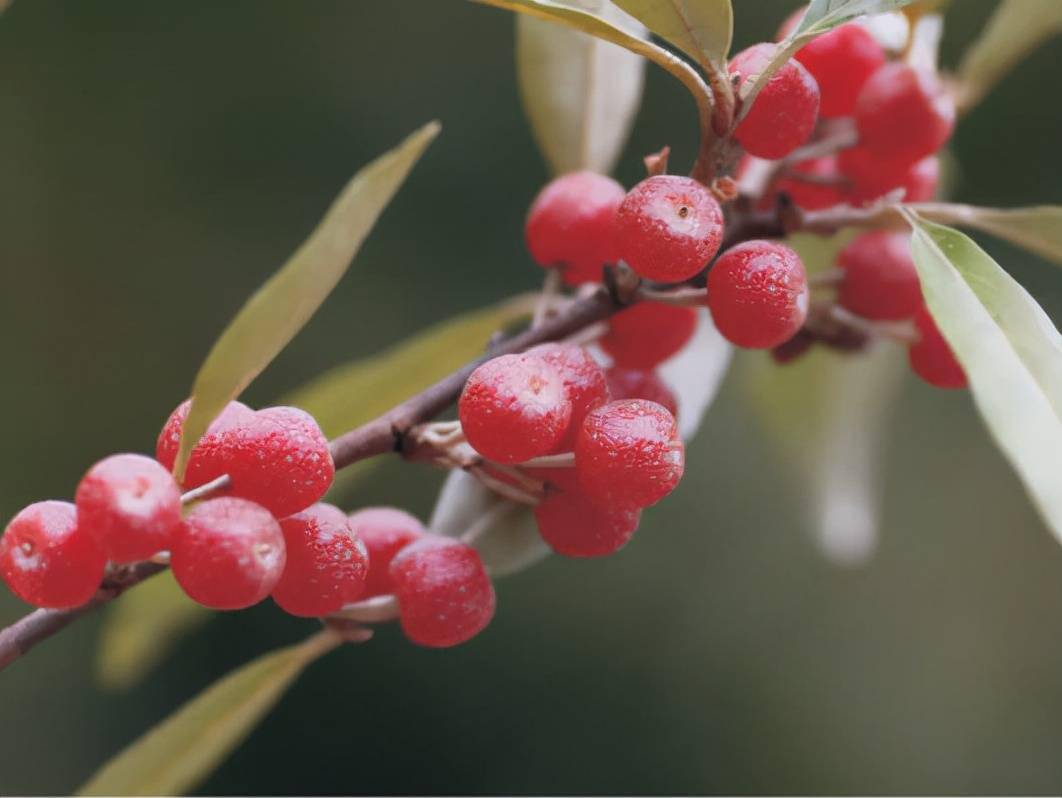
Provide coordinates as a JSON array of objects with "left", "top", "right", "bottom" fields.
[{"left": 2, "top": 1, "right": 1062, "bottom": 794}]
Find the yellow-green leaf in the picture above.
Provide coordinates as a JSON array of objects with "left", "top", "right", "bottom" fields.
[
  {"left": 911, "top": 203, "right": 1062, "bottom": 267},
  {"left": 95, "top": 571, "right": 211, "bottom": 691},
  {"left": 516, "top": 1, "right": 647, "bottom": 175},
  {"left": 610, "top": 0, "right": 733, "bottom": 71},
  {"left": 173, "top": 121, "right": 441, "bottom": 479},
  {"left": 79, "top": 631, "right": 339, "bottom": 796}
]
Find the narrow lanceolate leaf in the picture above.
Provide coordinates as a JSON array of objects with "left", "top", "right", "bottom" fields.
[
  {"left": 957, "top": 0, "right": 1062, "bottom": 112},
  {"left": 910, "top": 203, "right": 1062, "bottom": 267},
  {"left": 903, "top": 211, "right": 1062, "bottom": 543},
  {"left": 173, "top": 121, "right": 441, "bottom": 479},
  {"left": 655, "top": 308, "right": 731, "bottom": 442},
  {"left": 79, "top": 631, "right": 339, "bottom": 796},
  {"left": 516, "top": 1, "right": 647, "bottom": 175},
  {"left": 610, "top": 0, "right": 733, "bottom": 72}
]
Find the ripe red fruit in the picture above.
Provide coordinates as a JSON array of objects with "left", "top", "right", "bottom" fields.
[
  {"left": 171, "top": 497, "right": 286, "bottom": 610},
  {"left": 839, "top": 148, "right": 939, "bottom": 204},
  {"left": 534, "top": 491, "right": 641, "bottom": 558},
  {"left": 837, "top": 230, "right": 922, "bottom": 321},
  {"left": 272, "top": 503, "right": 369, "bottom": 617},
  {"left": 600, "top": 302, "right": 698, "bottom": 370},
  {"left": 156, "top": 399, "right": 252, "bottom": 471},
  {"left": 854, "top": 63, "right": 954, "bottom": 165},
  {"left": 348, "top": 506, "right": 426, "bottom": 598},
  {"left": 605, "top": 367, "right": 678, "bottom": 418},
  {"left": 793, "top": 23, "right": 885, "bottom": 118},
  {"left": 707, "top": 241, "right": 809, "bottom": 349},
  {"left": 75, "top": 453, "right": 182, "bottom": 563},
  {"left": 613, "top": 175, "right": 724, "bottom": 282},
  {"left": 0, "top": 501, "right": 105, "bottom": 609},
  {"left": 729, "top": 43, "right": 820, "bottom": 160},
  {"left": 575, "top": 399, "right": 684, "bottom": 510},
  {"left": 389, "top": 536, "right": 495, "bottom": 648},
  {"left": 525, "top": 171, "right": 626, "bottom": 286},
  {"left": 459, "top": 353, "right": 572, "bottom": 464},
  {"left": 525, "top": 343, "right": 610, "bottom": 447},
  {"left": 909, "top": 305, "right": 967, "bottom": 389},
  {"left": 771, "top": 156, "right": 849, "bottom": 211}
]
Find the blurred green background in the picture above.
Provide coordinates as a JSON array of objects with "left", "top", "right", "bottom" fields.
[{"left": 2, "top": 1, "right": 1062, "bottom": 794}]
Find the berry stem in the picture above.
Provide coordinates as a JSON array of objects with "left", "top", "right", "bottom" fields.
[
  {"left": 333, "top": 594, "right": 399, "bottom": 624},
  {"left": 179, "top": 474, "right": 232, "bottom": 506},
  {"left": 636, "top": 286, "right": 708, "bottom": 307},
  {"left": 517, "top": 452, "right": 575, "bottom": 469}
]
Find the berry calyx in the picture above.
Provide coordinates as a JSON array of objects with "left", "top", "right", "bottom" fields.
[
  {"left": 792, "top": 23, "right": 885, "bottom": 118},
  {"left": 729, "top": 43, "right": 820, "bottom": 160},
  {"left": 0, "top": 501, "right": 105, "bottom": 609},
  {"left": 600, "top": 302, "right": 698, "bottom": 370},
  {"left": 75, "top": 453, "right": 182, "bottom": 563},
  {"left": 525, "top": 343, "right": 610, "bottom": 447},
  {"left": 534, "top": 491, "right": 641, "bottom": 558},
  {"left": 389, "top": 536, "right": 495, "bottom": 648},
  {"left": 171, "top": 497, "right": 286, "bottom": 610},
  {"left": 854, "top": 63, "right": 954, "bottom": 165},
  {"left": 575, "top": 399, "right": 684, "bottom": 510},
  {"left": 908, "top": 305, "right": 967, "bottom": 389},
  {"left": 707, "top": 241, "right": 809, "bottom": 349},
  {"left": 525, "top": 171, "right": 625, "bottom": 286},
  {"left": 605, "top": 366, "right": 678, "bottom": 418},
  {"left": 837, "top": 230, "right": 922, "bottom": 321},
  {"left": 613, "top": 175, "right": 724, "bottom": 283},
  {"left": 348, "top": 506, "right": 426, "bottom": 598},
  {"left": 459, "top": 353, "right": 572, "bottom": 464}
]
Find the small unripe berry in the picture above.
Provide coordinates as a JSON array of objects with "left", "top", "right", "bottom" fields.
[
  {"left": 348, "top": 506, "right": 426, "bottom": 598},
  {"left": 171, "top": 497, "right": 286, "bottom": 610},
  {"left": 707, "top": 241, "right": 809, "bottom": 349},
  {"left": 792, "top": 23, "right": 886, "bottom": 118},
  {"left": 389, "top": 536, "right": 495, "bottom": 648},
  {"left": 908, "top": 305, "right": 967, "bottom": 389},
  {"left": 534, "top": 491, "right": 641, "bottom": 558},
  {"left": 525, "top": 171, "right": 625, "bottom": 285},
  {"left": 839, "top": 148, "right": 939, "bottom": 204},
  {"left": 729, "top": 43, "right": 820, "bottom": 160},
  {"left": 459, "top": 353, "right": 572, "bottom": 464},
  {"left": 0, "top": 501, "right": 105, "bottom": 609},
  {"left": 613, "top": 175, "right": 724, "bottom": 283},
  {"left": 600, "top": 302, "right": 698, "bottom": 370},
  {"left": 525, "top": 343, "right": 610, "bottom": 447},
  {"left": 271, "top": 503, "right": 369, "bottom": 617},
  {"left": 854, "top": 63, "right": 954, "bottom": 165},
  {"left": 605, "top": 367, "right": 678, "bottom": 418},
  {"left": 75, "top": 453, "right": 182, "bottom": 563},
  {"left": 575, "top": 399, "right": 684, "bottom": 510},
  {"left": 837, "top": 230, "right": 922, "bottom": 321}
]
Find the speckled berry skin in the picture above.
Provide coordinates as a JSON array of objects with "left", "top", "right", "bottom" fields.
[
  {"left": 156, "top": 401, "right": 334, "bottom": 519},
  {"left": 272, "top": 503, "right": 368, "bottom": 617},
  {"left": 613, "top": 175, "right": 724, "bottom": 283},
  {"left": 605, "top": 367, "right": 679, "bottom": 418},
  {"left": 855, "top": 63, "right": 954, "bottom": 165},
  {"left": 526, "top": 343, "right": 609, "bottom": 448},
  {"left": 534, "top": 490, "right": 641, "bottom": 558},
  {"left": 600, "top": 302, "right": 699, "bottom": 370},
  {"left": 793, "top": 23, "right": 885, "bottom": 118},
  {"left": 575, "top": 399, "right": 684, "bottom": 510},
  {"left": 458, "top": 353, "right": 573, "bottom": 464},
  {"left": 909, "top": 305, "right": 967, "bottom": 389},
  {"left": 730, "top": 43, "right": 820, "bottom": 160},
  {"left": 839, "top": 148, "right": 939, "bottom": 204},
  {"left": 707, "top": 241, "right": 809, "bottom": 349},
  {"left": 389, "top": 536, "right": 495, "bottom": 648},
  {"left": 75, "top": 453, "right": 182, "bottom": 563},
  {"left": 348, "top": 506, "right": 426, "bottom": 598},
  {"left": 838, "top": 231, "right": 922, "bottom": 321},
  {"left": 525, "top": 171, "right": 626, "bottom": 286},
  {"left": 0, "top": 501, "right": 105, "bottom": 609},
  {"left": 171, "top": 497, "right": 286, "bottom": 610}
]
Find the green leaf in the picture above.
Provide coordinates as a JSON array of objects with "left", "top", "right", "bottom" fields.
[
  {"left": 79, "top": 631, "right": 339, "bottom": 796},
  {"left": 95, "top": 571, "right": 211, "bottom": 691},
  {"left": 957, "top": 0, "right": 1062, "bottom": 111},
  {"left": 516, "top": 1, "right": 647, "bottom": 175},
  {"left": 173, "top": 121, "right": 441, "bottom": 479},
  {"left": 610, "top": 0, "right": 733, "bottom": 71},
  {"left": 911, "top": 203, "right": 1062, "bottom": 267},
  {"left": 903, "top": 211, "right": 1062, "bottom": 542}
]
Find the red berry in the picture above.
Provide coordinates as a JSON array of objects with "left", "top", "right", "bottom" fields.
[
  {"left": 605, "top": 367, "right": 678, "bottom": 418},
  {"left": 908, "top": 305, "right": 967, "bottom": 389},
  {"left": 525, "top": 343, "right": 610, "bottom": 447},
  {"left": 613, "top": 175, "right": 724, "bottom": 283},
  {"left": 534, "top": 491, "right": 641, "bottom": 558},
  {"left": 772, "top": 156, "right": 849, "bottom": 211},
  {"left": 707, "top": 241, "right": 809, "bottom": 349},
  {"left": 459, "top": 353, "right": 572, "bottom": 464},
  {"left": 171, "top": 497, "right": 286, "bottom": 610},
  {"left": 854, "top": 63, "right": 954, "bottom": 165},
  {"left": 575, "top": 399, "right": 684, "bottom": 510},
  {"left": 730, "top": 43, "right": 820, "bottom": 160},
  {"left": 348, "top": 506, "right": 426, "bottom": 598},
  {"left": 839, "top": 148, "right": 939, "bottom": 204},
  {"left": 600, "top": 302, "right": 699, "bottom": 370},
  {"left": 272, "top": 503, "right": 368, "bottom": 617},
  {"left": 525, "top": 171, "right": 625, "bottom": 286},
  {"left": 389, "top": 536, "right": 495, "bottom": 648},
  {"left": 793, "top": 23, "right": 885, "bottom": 118},
  {"left": 837, "top": 230, "right": 922, "bottom": 321},
  {"left": 156, "top": 399, "right": 252, "bottom": 472},
  {"left": 75, "top": 453, "right": 182, "bottom": 563},
  {"left": 0, "top": 501, "right": 105, "bottom": 609}
]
